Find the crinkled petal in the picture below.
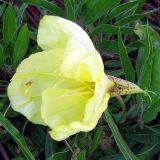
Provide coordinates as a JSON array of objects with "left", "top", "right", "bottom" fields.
[
  {"left": 48, "top": 93, "right": 110, "bottom": 141},
  {"left": 41, "top": 86, "right": 93, "bottom": 140},
  {"left": 37, "top": 15, "right": 95, "bottom": 52},
  {"left": 41, "top": 74, "right": 114, "bottom": 141}
]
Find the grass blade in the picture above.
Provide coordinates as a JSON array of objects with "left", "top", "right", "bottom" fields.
[
  {"left": 118, "top": 28, "right": 135, "bottom": 82},
  {"left": 104, "top": 109, "right": 139, "bottom": 160},
  {"left": 0, "top": 112, "right": 35, "bottom": 160}
]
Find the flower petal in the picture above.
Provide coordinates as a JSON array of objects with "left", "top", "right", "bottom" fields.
[
  {"left": 82, "top": 74, "right": 114, "bottom": 126},
  {"left": 8, "top": 76, "right": 45, "bottom": 124},
  {"left": 41, "top": 85, "right": 93, "bottom": 140},
  {"left": 37, "top": 15, "right": 95, "bottom": 52},
  {"left": 75, "top": 52, "right": 104, "bottom": 82},
  {"left": 8, "top": 50, "right": 64, "bottom": 125},
  {"left": 41, "top": 74, "right": 114, "bottom": 141}
]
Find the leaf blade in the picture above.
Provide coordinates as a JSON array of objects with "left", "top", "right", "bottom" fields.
[
  {"left": 0, "top": 112, "right": 35, "bottom": 160},
  {"left": 3, "top": 4, "right": 16, "bottom": 43},
  {"left": 23, "top": 0, "right": 64, "bottom": 16},
  {"left": 13, "top": 24, "right": 29, "bottom": 65},
  {"left": 104, "top": 109, "right": 139, "bottom": 160},
  {"left": 118, "top": 28, "right": 135, "bottom": 82}
]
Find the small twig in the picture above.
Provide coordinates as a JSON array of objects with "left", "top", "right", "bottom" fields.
[{"left": 0, "top": 143, "right": 10, "bottom": 160}]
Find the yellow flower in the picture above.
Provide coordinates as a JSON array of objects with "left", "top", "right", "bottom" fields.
[{"left": 8, "top": 16, "right": 142, "bottom": 141}]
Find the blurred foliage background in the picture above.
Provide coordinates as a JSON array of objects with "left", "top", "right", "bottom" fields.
[{"left": 0, "top": 0, "right": 160, "bottom": 159}]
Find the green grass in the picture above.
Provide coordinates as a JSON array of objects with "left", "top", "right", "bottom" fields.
[{"left": 0, "top": 0, "right": 160, "bottom": 159}]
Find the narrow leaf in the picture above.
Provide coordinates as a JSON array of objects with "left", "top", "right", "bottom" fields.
[
  {"left": 91, "top": 24, "right": 133, "bottom": 35},
  {"left": 23, "top": 0, "right": 64, "bottom": 16},
  {"left": 47, "top": 150, "right": 71, "bottom": 160},
  {"left": 81, "top": 0, "right": 120, "bottom": 25},
  {"left": 116, "top": 7, "right": 160, "bottom": 26},
  {"left": 3, "top": 5, "right": 16, "bottom": 43},
  {"left": 13, "top": 24, "right": 29, "bottom": 65},
  {"left": 45, "top": 133, "right": 56, "bottom": 159},
  {"left": 104, "top": 109, "right": 139, "bottom": 160},
  {"left": 0, "top": 3, "right": 6, "bottom": 17},
  {"left": 76, "top": 150, "right": 86, "bottom": 160},
  {"left": 118, "top": 28, "right": 135, "bottom": 82},
  {"left": 90, "top": 126, "right": 103, "bottom": 152},
  {"left": 0, "top": 112, "right": 35, "bottom": 160},
  {"left": 0, "top": 45, "right": 4, "bottom": 67},
  {"left": 16, "top": 3, "right": 28, "bottom": 28},
  {"left": 137, "top": 144, "right": 160, "bottom": 160},
  {"left": 106, "top": 0, "right": 140, "bottom": 22},
  {"left": 64, "top": 0, "right": 76, "bottom": 21},
  {"left": 142, "top": 98, "right": 160, "bottom": 123},
  {"left": 137, "top": 25, "right": 153, "bottom": 90}
]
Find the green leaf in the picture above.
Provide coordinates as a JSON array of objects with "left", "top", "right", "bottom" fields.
[
  {"left": 98, "top": 40, "right": 118, "bottom": 53},
  {"left": 135, "top": 0, "right": 146, "bottom": 14},
  {"left": 13, "top": 24, "right": 29, "bottom": 65},
  {"left": 32, "top": 143, "right": 44, "bottom": 157},
  {"left": 3, "top": 5, "right": 16, "bottom": 43},
  {"left": 90, "top": 126, "right": 103, "bottom": 152},
  {"left": 137, "top": 144, "right": 160, "bottom": 160},
  {"left": 118, "top": 28, "right": 135, "bottom": 82},
  {"left": 0, "top": 112, "right": 35, "bottom": 160},
  {"left": 64, "top": 0, "right": 76, "bottom": 21},
  {"left": 0, "top": 3, "right": 6, "bottom": 17},
  {"left": 142, "top": 98, "right": 160, "bottom": 123},
  {"left": 100, "top": 154, "right": 125, "bottom": 160},
  {"left": 16, "top": 3, "right": 28, "bottom": 28},
  {"left": 134, "top": 25, "right": 160, "bottom": 48},
  {"left": 0, "top": 45, "right": 4, "bottom": 67},
  {"left": 107, "top": 69, "right": 124, "bottom": 77},
  {"left": 23, "top": 0, "right": 64, "bottom": 16},
  {"left": 47, "top": 150, "right": 71, "bottom": 160},
  {"left": 151, "top": 47, "right": 160, "bottom": 93},
  {"left": 81, "top": 0, "right": 120, "bottom": 25},
  {"left": 45, "top": 133, "right": 56, "bottom": 159},
  {"left": 76, "top": 150, "right": 86, "bottom": 160},
  {"left": 137, "top": 25, "right": 153, "bottom": 90},
  {"left": 104, "top": 109, "right": 138, "bottom": 160},
  {"left": 124, "top": 127, "right": 160, "bottom": 144},
  {"left": 91, "top": 24, "right": 133, "bottom": 35},
  {"left": 106, "top": 0, "right": 140, "bottom": 22},
  {"left": 116, "top": 7, "right": 160, "bottom": 26}
]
